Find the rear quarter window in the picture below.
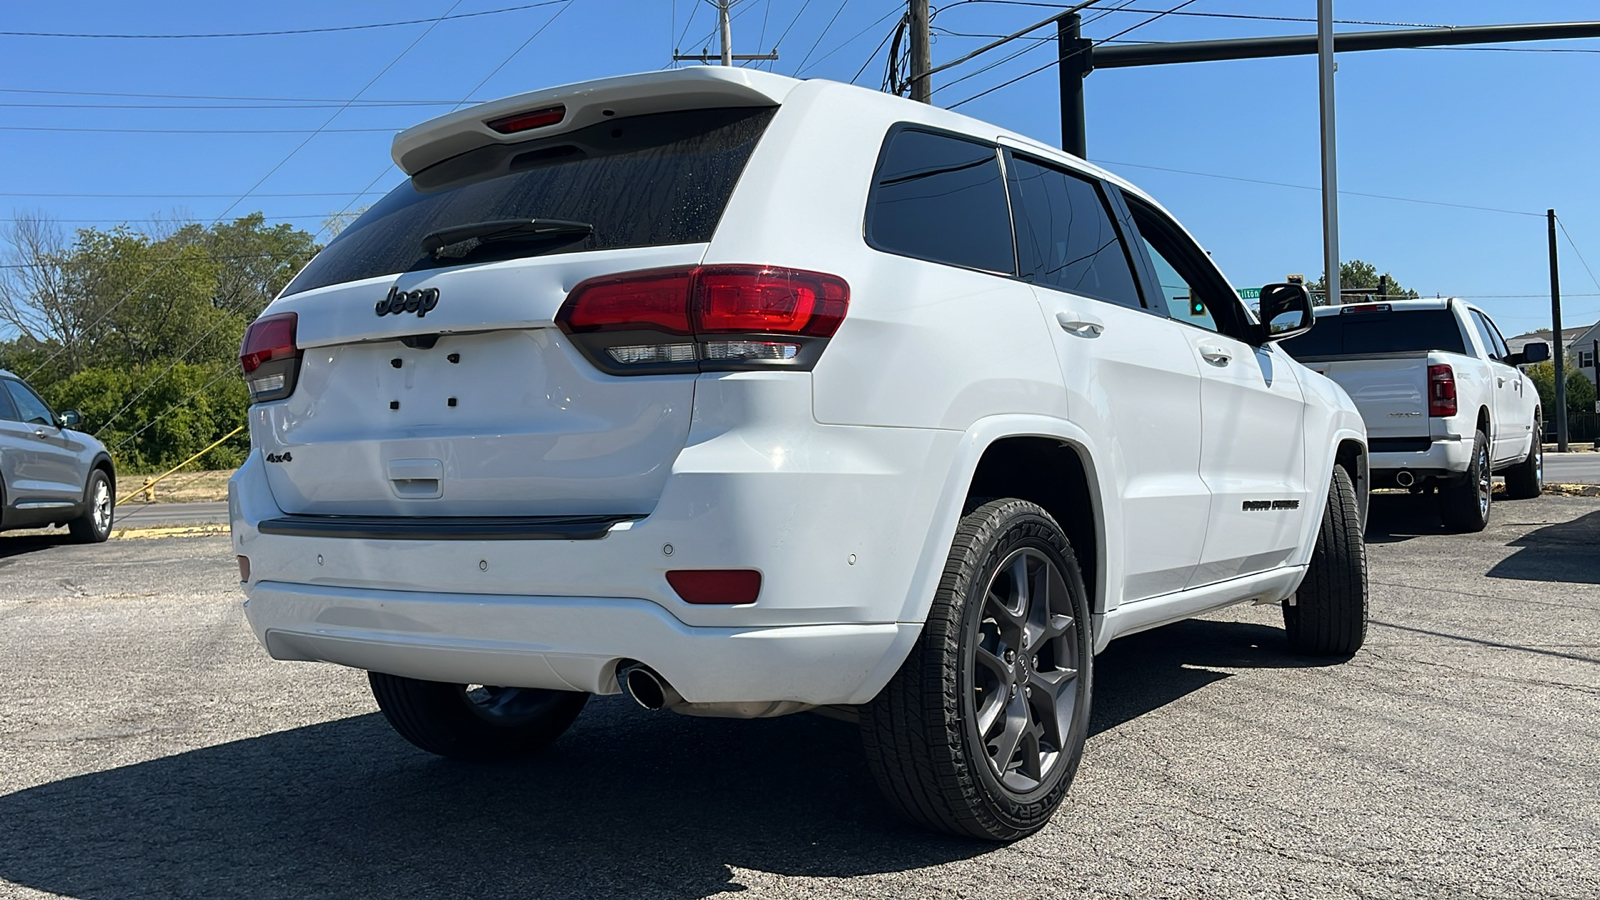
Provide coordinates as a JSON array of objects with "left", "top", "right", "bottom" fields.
[
  {"left": 864, "top": 128, "right": 1015, "bottom": 275},
  {"left": 282, "top": 106, "right": 776, "bottom": 297},
  {"left": 1279, "top": 308, "right": 1469, "bottom": 359}
]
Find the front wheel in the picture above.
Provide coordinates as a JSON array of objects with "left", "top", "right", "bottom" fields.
[
  {"left": 860, "top": 499, "right": 1093, "bottom": 841},
  {"left": 1503, "top": 417, "right": 1543, "bottom": 500},
  {"left": 67, "top": 469, "right": 113, "bottom": 543},
  {"left": 1284, "top": 465, "right": 1368, "bottom": 656},
  {"left": 369, "top": 672, "right": 588, "bottom": 761}
]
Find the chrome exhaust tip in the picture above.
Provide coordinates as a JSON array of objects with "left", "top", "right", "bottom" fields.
[
  {"left": 617, "top": 662, "right": 680, "bottom": 711},
  {"left": 1396, "top": 470, "right": 1415, "bottom": 488}
]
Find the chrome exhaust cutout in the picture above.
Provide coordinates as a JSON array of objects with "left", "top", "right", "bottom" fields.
[
  {"left": 1396, "top": 470, "right": 1415, "bottom": 488},
  {"left": 617, "top": 662, "right": 682, "bottom": 711}
]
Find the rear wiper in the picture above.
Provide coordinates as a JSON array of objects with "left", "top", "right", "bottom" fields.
[{"left": 421, "top": 218, "right": 594, "bottom": 256}]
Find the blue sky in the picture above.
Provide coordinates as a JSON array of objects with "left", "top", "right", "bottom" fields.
[{"left": 3, "top": 0, "right": 1598, "bottom": 336}]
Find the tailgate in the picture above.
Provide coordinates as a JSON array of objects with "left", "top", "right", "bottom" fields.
[
  {"left": 1305, "top": 356, "right": 1429, "bottom": 440},
  {"left": 254, "top": 247, "right": 701, "bottom": 517}
]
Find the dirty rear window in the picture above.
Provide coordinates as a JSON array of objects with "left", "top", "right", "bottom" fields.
[
  {"left": 282, "top": 106, "right": 776, "bottom": 296},
  {"left": 1278, "top": 308, "right": 1468, "bottom": 359}
]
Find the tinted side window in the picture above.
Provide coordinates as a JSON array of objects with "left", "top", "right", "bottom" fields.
[
  {"left": 866, "top": 129, "right": 1014, "bottom": 274},
  {"left": 1468, "top": 311, "right": 1503, "bottom": 361},
  {"left": 1006, "top": 155, "right": 1142, "bottom": 309},
  {"left": 0, "top": 382, "right": 17, "bottom": 421},
  {"left": 1126, "top": 199, "right": 1247, "bottom": 339},
  {"left": 5, "top": 380, "right": 54, "bottom": 426}
]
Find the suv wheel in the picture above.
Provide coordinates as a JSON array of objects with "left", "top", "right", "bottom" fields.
[
  {"left": 1439, "top": 429, "right": 1492, "bottom": 532},
  {"left": 67, "top": 470, "right": 113, "bottom": 544},
  {"left": 368, "top": 672, "right": 588, "bottom": 761},
  {"left": 1284, "top": 466, "right": 1367, "bottom": 656},
  {"left": 1503, "top": 417, "right": 1543, "bottom": 500},
  {"left": 860, "top": 499, "right": 1093, "bottom": 841}
]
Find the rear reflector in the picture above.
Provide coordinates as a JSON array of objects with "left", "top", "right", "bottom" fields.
[
  {"left": 239, "top": 312, "right": 302, "bottom": 403},
  {"left": 557, "top": 265, "right": 849, "bottom": 375},
  {"left": 1428, "top": 364, "right": 1457, "bottom": 417},
  {"left": 485, "top": 104, "right": 566, "bottom": 135},
  {"left": 666, "top": 569, "right": 762, "bottom": 604}
]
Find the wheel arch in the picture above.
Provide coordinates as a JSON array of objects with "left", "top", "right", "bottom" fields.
[
  {"left": 1334, "top": 438, "right": 1369, "bottom": 530},
  {"left": 896, "top": 416, "right": 1116, "bottom": 628}
]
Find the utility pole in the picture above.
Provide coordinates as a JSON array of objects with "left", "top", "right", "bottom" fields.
[
  {"left": 1057, "top": 12, "right": 1092, "bottom": 157},
  {"left": 673, "top": 0, "right": 778, "bottom": 66},
  {"left": 1550, "top": 209, "right": 1569, "bottom": 452},
  {"left": 1317, "top": 0, "right": 1341, "bottom": 307},
  {"left": 910, "top": 0, "right": 932, "bottom": 103}
]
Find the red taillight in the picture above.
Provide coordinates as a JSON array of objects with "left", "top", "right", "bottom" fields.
[
  {"left": 557, "top": 265, "right": 850, "bottom": 374},
  {"left": 693, "top": 267, "right": 849, "bottom": 336},
  {"left": 666, "top": 569, "right": 762, "bottom": 604},
  {"left": 239, "top": 312, "right": 302, "bottom": 403},
  {"left": 485, "top": 104, "right": 565, "bottom": 135},
  {"left": 1428, "top": 364, "right": 1457, "bottom": 417}
]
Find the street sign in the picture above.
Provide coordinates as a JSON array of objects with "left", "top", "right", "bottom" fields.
[{"left": 1237, "top": 287, "right": 1261, "bottom": 300}]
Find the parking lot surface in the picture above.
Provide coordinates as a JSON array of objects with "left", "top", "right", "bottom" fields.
[{"left": 1, "top": 494, "right": 1596, "bottom": 899}]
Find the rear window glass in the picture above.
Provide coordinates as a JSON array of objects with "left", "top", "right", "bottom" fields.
[
  {"left": 865, "top": 128, "right": 1014, "bottom": 274},
  {"left": 1278, "top": 308, "right": 1468, "bottom": 359},
  {"left": 282, "top": 106, "right": 776, "bottom": 296}
]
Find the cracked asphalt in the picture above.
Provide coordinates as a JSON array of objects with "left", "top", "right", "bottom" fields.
[{"left": 0, "top": 493, "right": 1596, "bottom": 899}]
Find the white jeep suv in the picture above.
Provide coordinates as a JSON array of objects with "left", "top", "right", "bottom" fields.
[{"left": 231, "top": 68, "right": 1369, "bottom": 841}]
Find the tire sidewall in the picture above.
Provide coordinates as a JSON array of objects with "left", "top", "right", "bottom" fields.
[{"left": 955, "top": 503, "right": 1093, "bottom": 830}]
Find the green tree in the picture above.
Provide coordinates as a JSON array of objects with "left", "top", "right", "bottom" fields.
[
  {"left": 1308, "top": 260, "right": 1421, "bottom": 307},
  {"left": 1526, "top": 361, "right": 1597, "bottom": 420}
]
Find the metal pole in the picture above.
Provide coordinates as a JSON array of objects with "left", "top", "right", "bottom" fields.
[
  {"left": 1058, "top": 13, "right": 1088, "bottom": 157},
  {"left": 718, "top": 0, "right": 733, "bottom": 66},
  {"left": 1550, "top": 209, "right": 1569, "bottom": 452},
  {"left": 910, "top": 0, "right": 932, "bottom": 102},
  {"left": 1317, "top": 0, "right": 1341, "bottom": 307}
]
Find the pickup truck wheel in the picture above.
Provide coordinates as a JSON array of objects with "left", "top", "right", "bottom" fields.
[
  {"left": 1439, "top": 430, "right": 1492, "bottom": 532},
  {"left": 1283, "top": 466, "right": 1368, "bottom": 656},
  {"left": 368, "top": 672, "right": 587, "bottom": 761},
  {"left": 1503, "top": 417, "right": 1543, "bottom": 500},
  {"left": 66, "top": 470, "right": 113, "bottom": 544},
  {"left": 860, "top": 499, "right": 1092, "bottom": 841}
]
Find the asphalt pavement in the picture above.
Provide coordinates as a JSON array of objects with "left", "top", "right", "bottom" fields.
[
  {"left": 110, "top": 500, "right": 229, "bottom": 529},
  {"left": 1546, "top": 451, "right": 1600, "bottom": 484},
  {"left": 1, "top": 494, "right": 1596, "bottom": 899}
]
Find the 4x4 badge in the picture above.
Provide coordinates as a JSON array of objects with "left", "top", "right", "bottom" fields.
[{"left": 376, "top": 286, "right": 439, "bottom": 318}]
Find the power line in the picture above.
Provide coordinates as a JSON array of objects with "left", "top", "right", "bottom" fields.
[
  {"left": 0, "top": 87, "right": 457, "bottom": 103},
  {"left": 1557, "top": 219, "right": 1600, "bottom": 294},
  {"left": 0, "top": 191, "right": 387, "bottom": 199},
  {"left": 0, "top": 2, "right": 565, "bottom": 39},
  {"left": 929, "top": 1, "right": 1449, "bottom": 29},
  {"left": 931, "top": 0, "right": 1138, "bottom": 97},
  {"left": 2, "top": 215, "right": 329, "bottom": 223},
  {"left": 1092, "top": 159, "right": 1545, "bottom": 218},
  {"left": 948, "top": 0, "right": 1204, "bottom": 109},
  {"left": 0, "top": 126, "right": 402, "bottom": 134},
  {"left": 793, "top": 0, "right": 854, "bottom": 75}
]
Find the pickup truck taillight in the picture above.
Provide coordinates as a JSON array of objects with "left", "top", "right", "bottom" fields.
[
  {"left": 1428, "top": 363, "right": 1457, "bottom": 417},
  {"left": 239, "top": 312, "right": 302, "bottom": 403},
  {"left": 557, "top": 265, "right": 849, "bottom": 376}
]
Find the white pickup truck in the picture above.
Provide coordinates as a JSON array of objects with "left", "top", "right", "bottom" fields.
[{"left": 1280, "top": 298, "right": 1548, "bottom": 531}]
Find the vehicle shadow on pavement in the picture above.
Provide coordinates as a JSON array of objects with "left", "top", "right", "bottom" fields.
[
  {"left": 0, "top": 621, "right": 1328, "bottom": 900},
  {"left": 1487, "top": 509, "right": 1600, "bottom": 585},
  {"left": 1363, "top": 491, "right": 1448, "bottom": 543},
  {"left": 1090, "top": 618, "right": 1340, "bottom": 737},
  {"left": 0, "top": 534, "right": 68, "bottom": 560}
]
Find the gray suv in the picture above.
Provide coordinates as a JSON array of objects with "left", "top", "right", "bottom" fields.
[{"left": 0, "top": 370, "right": 115, "bottom": 542}]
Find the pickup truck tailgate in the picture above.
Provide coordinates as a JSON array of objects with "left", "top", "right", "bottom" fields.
[{"left": 1305, "top": 356, "right": 1428, "bottom": 440}]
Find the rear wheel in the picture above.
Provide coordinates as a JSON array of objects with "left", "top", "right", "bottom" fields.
[
  {"left": 1284, "top": 466, "right": 1367, "bottom": 656},
  {"left": 369, "top": 672, "right": 588, "bottom": 761},
  {"left": 1439, "top": 429, "right": 1491, "bottom": 533},
  {"left": 67, "top": 469, "right": 113, "bottom": 543},
  {"left": 1503, "top": 417, "right": 1543, "bottom": 500},
  {"left": 860, "top": 499, "right": 1093, "bottom": 841}
]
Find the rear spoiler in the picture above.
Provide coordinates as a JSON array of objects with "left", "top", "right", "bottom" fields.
[{"left": 391, "top": 68, "right": 798, "bottom": 176}]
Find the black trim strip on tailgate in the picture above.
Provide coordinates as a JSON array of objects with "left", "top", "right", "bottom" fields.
[
  {"left": 257, "top": 514, "right": 641, "bottom": 541},
  {"left": 1369, "top": 437, "right": 1433, "bottom": 453}
]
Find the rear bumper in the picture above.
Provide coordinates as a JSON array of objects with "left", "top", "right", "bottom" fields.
[
  {"left": 1370, "top": 434, "right": 1471, "bottom": 483},
  {"left": 245, "top": 581, "right": 919, "bottom": 705}
]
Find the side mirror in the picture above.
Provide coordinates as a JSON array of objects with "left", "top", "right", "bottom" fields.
[
  {"left": 57, "top": 409, "right": 82, "bottom": 429},
  {"left": 1254, "top": 283, "right": 1314, "bottom": 344},
  {"left": 1511, "top": 341, "right": 1550, "bottom": 365}
]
